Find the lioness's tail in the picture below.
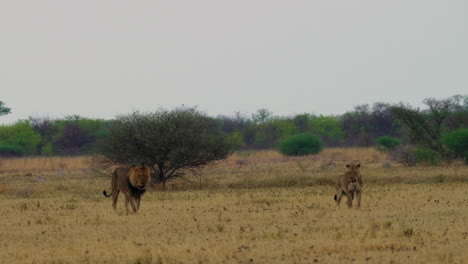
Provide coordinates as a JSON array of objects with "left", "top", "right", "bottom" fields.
[
  {"left": 103, "top": 190, "right": 112, "bottom": 197},
  {"left": 334, "top": 191, "right": 346, "bottom": 201}
]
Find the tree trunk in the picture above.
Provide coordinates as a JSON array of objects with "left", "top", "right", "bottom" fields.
[{"left": 158, "top": 164, "right": 166, "bottom": 190}]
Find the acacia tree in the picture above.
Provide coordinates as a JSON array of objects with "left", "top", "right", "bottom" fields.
[
  {"left": 96, "top": 107, "right": 233, "bottom": 188},
  {"left": 390, "top": 98, "right": 456, "bottom": 159},
  {"left": 0, "top": 101, "right": 11, "bottom": 116}
]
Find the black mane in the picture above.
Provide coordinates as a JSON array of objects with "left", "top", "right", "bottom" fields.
[{"left": 127, "top": 178, "right": 146, "bottom": 197}]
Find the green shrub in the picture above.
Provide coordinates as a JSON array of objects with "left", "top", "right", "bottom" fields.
[
  {"left": 376, "top": 136, "right": 401, "bottom": 152},
  {"left": 0, "top": 144, "right": 26, "bottom": 157},
  {"left": 271, "top": 119, "right": 299, "bottom": 139},
  {"left": 0, "top": 120, "right": 41, "bottom": 155},
  {"left": 442, "top": 128, "right": 468, "bottom": 164},
  {"left": 309, "top": 115, "right": 345, "bottom": 145},
  {"left": 254, "top": 131, "right": 274, "bottom": 149},
  {"left": 413, "top": 148, "right": 441, "bottom": 166},
  {"left": 228, "top": 131, "right": 244, "bottom": 150},
  {"left": 40, "top": 143, "right": 54, "bottom": 156},
  {"left": 278, "top": 133, "right": 323, "bottom": 156}
]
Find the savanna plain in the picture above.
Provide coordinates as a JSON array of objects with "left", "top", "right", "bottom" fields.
[{"left": 0, "top": 148, "right": 467, "bottom": 264}]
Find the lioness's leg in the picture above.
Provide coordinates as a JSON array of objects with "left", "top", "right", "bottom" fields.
[
  {"left": 112, "top": 190, "right": 120, "bottom": 209},
  {"left": 346, "top": 192, "right": 353, "bottom": 208},
  {"left": 335, "top": 190, "right": 344, "bottom": 207},
  {"left": 356, "top": 190, "right": 362, "bottom": 208}
]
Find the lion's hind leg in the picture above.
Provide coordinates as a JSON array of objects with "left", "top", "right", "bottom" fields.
[
  {"left": 112, "top": 190, "right": 120, "bottom": 209},
  {"left": 335, "top": 190, "right": 345, "bottom": 207}
]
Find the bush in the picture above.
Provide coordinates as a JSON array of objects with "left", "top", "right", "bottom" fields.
[
  {"left": 390, "top": 145, "right": 441, "bottom": 166},
  {"left": 376, "top": 136, "right": 401, "bottom": 152},
  {"left": 442, "top": 128, "right": 468, "bottom": 164},
  {"left": 0, "top": 144, "right": 26, "bottom": 157},
  {"left": 389, "top": 145, "right": 418, "bottom": 166},
  {"left": 51, "top": 116, "right": 111, "bottom": 155},
  {"left": 413, "top": 147, "right": 441, "bottom": 166},
  {"left": 278, "top": 133, "right": 323, "bottom": 156}
]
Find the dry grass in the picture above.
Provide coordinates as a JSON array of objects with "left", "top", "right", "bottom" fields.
[
  {"left": 0, "top": 148, "right": 387, "bottom": 173},
  {"left": 0, "top": 148, "right": 467, "bottom": 263},
  {"left": 0, "top": 156, "right": 90, "bottom": 173}
]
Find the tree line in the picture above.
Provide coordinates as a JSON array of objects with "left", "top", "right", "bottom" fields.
[{"left": 0, "top": 95, "right": 467, "bottom": 160}]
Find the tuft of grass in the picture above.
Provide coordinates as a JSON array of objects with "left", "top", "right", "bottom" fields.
[
  {"left": 133, "top": 251, "right": 154, "bottom": 264},
  {"left": 431, "top": 174, "right": 446, "bottom": 183},
  {"left": 403, "top": 227, "right": 414, "bottom": 237},
  {"left": 12, "top": 187, "right": 36, "bottom": 198},
  {"left": 216, "top": 224, "right": 225, "bottom": 232},
  {"left": 383, "top": 221, "right": 392, "bottom": 229}
]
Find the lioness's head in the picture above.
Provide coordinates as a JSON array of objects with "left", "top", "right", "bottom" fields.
[
  {"left": 129, "top": 165, "right": 151, "bottom": 190},
  {"left": 346, "top": 163, "right": 361, "bottom": 179}
]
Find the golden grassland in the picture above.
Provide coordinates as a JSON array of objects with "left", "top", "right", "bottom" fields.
[{"left": 0, "top": 149, "right": 467, "bottom": 264}]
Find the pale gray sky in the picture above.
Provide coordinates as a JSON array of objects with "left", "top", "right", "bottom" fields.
[{"left": 1, "top": 0, "right": 467, "bottom": 124}]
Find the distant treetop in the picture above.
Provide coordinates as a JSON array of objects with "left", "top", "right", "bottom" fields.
[{"left": 0, "top": 101, "right": 11, "bottom": 117}]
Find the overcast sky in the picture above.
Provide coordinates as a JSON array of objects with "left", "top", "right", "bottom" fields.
[{"left": 1, "top": 0, "right": 467, "bottom": 124}]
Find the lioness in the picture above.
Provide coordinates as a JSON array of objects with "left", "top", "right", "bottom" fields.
[
  {"left": 334, "top": 163, "right": 363, "bottom": 208},
  {"left": 103, "top": 165, "right": 151, "bottom": 214}
]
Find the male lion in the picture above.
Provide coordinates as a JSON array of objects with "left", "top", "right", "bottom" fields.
[
  {"left": 334, "top": 163, "right": 363, "bottom": 208},
  {"left": 103, "top": 165, "right": 151, "bottom": 214}
]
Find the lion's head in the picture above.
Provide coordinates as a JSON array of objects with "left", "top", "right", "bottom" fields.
[
  {"left": 346, "top": 163, "right": 361, "bottom": 178},
  {"left": 129, "top": 165, "right": 151, "bottom": 190}
]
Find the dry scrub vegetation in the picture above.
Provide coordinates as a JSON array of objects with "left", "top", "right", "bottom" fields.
[{"left": 0, "top": 149, "right": 467, "bottom": 264}]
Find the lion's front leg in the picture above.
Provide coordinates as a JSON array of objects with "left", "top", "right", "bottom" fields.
[
  {"left": 129, "top": 196, "right": 138, "bottom": 213},
  {"left": 355, "top": 184, "right": 363, "bottom": 208},
  {"left": 124, "top": 195, "right": 130, "bottom": 215},
  {"left": 345, "top": 191, "right": 353, "bottom": 208},
  {"left": 136, "top": 197, "right": 141, "bottom": 211},
  {"left": 124, "top": 194, "right": 138, "bottom": 214}
]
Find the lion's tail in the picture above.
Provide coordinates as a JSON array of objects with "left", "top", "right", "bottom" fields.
[{"left": 103, "top": 190, "right": 112, "bottom": 197}]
